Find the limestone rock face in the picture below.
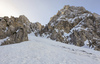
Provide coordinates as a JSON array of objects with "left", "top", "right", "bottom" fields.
[
  {"left": 1, "top": 28, "right": 28, "bottom": 45},
  {"left": 0, "top": 15, "right": 29, "bottom": 45},
  {"left": 19, "top": 15, "right": 32, "bottom": 33},
  {"left": 38, "top": 5, "right": 100, "bottom": 51}
]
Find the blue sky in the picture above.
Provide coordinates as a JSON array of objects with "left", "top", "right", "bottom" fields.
[{"left": 0, "top": 0, "right": 100, "bottom": 25}]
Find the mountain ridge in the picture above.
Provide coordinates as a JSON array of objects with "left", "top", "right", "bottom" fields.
[{"left": 0, "top": 5, "right": 100, "bottom": 51}]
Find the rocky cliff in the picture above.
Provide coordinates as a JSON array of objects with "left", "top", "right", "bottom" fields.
[
  {"left": 37, "top": 5, "right": 100, "bottom": 51},
  {"left": 0, "top": 15, "right": 42, "bottom": 45}
]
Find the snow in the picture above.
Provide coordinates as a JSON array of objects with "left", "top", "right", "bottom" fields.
[
  {"left": 57, "top": 13, "right": 92, "bottom": 23},
  {"left": 0, "top": 33, "right": 100, "bottom": 64},
  {"left": 4, "top": 27, "right": 8, "bottom": 32},
  {"left": 63, "top": 32, "right": 71, "bottom": 37},
  {"left": 83, "top": 40, "right": 90, "bottom": 48},
  {"left": 0, "top": 37, "right": 9, "bottom": 45},
  {"left": 69, "top": 18, "right": 88, "bottom": 32},
  {"left": 51, "top": 23, "right": 54, "bottom": 26},
  {"left": 82, "top": 40, "right": 94, "bottom": 49},
  {"left": 55, "top": 29, "right": 59, "bottom": 32},
  {"left": 42, "top": 33, "right": 50, "bottom": 38},
  {"left": 16, "top": 29, "right": 19, "bottom": 33}
]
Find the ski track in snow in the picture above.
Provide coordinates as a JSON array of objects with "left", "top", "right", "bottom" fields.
[{"left": 0, "top": 33, "right": 100, "bottom": 64}]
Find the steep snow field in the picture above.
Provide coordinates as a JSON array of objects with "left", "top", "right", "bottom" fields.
[{"left": 0, "top": 33, "right": 100, "bottom": 64}]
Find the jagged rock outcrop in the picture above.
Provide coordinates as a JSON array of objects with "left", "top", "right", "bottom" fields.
[
  {"left": 37, "top": 5, "right": 100, "bottom": 51},
  {"left": 0, "top": 16, "right": 28, "bottom": 45},
  {"left": 0, "top": 15, "right": 43, "bottom": 45}
]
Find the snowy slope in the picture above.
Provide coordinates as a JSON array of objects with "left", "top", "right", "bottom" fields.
[{"left": 0, "top": 33, "right": 100, "bottom": 64}]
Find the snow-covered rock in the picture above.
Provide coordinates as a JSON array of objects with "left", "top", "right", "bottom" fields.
[{"left": 38, "top": 5, "right": 100, "bottom": 51}]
